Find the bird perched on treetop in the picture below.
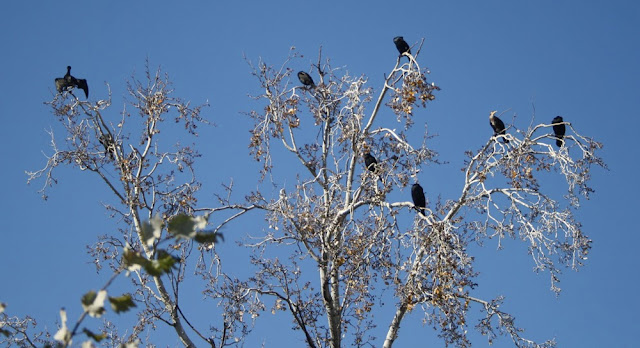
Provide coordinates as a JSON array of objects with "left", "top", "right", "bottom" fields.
[
  {"left": 411, "top": 183, "right": 426, "bottom": 216},
  {"left": 552, "top": 116, "right": 566, "bottom": 148},
  {"left": 489, "top": 111, "right": 509, "bottom": 143},
  {"left": 297, "top": 71, "right": 315, "bottom": 88},
  {"left": 393, "top": 36, "right": 411, "bottom": 56},
  {"left": 55, "top": 66, "right": 89, "bottom": 98}
]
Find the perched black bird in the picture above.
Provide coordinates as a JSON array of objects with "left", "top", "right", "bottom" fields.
[
  {"left": 99, "top": 134, "right": 115, "bottom": 159},
  {"left": 297, "top": 71, "right": 315, "bottom": 88},
  {"left": 393, "top": 36, "right": 411, "bottom": 56},
  {"left": 551, "top": 116, "right": 566, "bottom": 148},
  {"left": 411, "top": 183, "right": 426, "bottom": 216},
  {"left": 364, "top": 153, "right": 384, "bottom": 183},
  {"left": 55, "top": 66, "right": 89, "bottom": 98},
  {"left": 489, "top": 111, "right": 509, "bottom": 143},
  {"left": 364, "top": 153, "right": 378, "bottom": 173}
]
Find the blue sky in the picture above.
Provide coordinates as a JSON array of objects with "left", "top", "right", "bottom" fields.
[{"left": 1, "top": 1, "right": 638, "bottom": 347}]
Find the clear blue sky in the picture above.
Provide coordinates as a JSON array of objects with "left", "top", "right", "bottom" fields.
[{"left": 1, "top": 1, "right": 638, "bottom": 347}]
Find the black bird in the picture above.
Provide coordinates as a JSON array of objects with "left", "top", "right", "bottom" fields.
[
  {"left": 393, "top": 36, "right": 411, "bottom": 56},
  {"left": 411, "top": 183, "right": 426, "bottom": 216},
  {"left": 489, "top": 111, "right": 509, "bottom": 143},
  {"left": 55, "top": 66, "right": 89, "bottom": 98},
  {"left": 99, "top": 134, "right": 115, "bottom": 159},
  {"left": 297, "top": 71, "right": 315, "bottom": 88},
  {"left": 364, "top": 153, "right": 378, "bottom": 173},
  {"left": 551, "top": 116, "right": 566, "bottom": 148}
]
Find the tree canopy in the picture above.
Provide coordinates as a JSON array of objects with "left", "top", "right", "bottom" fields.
[{"left": 3, "top": 40, "right": 606, "bottom": 348}]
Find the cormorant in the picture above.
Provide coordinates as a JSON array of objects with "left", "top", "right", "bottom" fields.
[
  {"left": 55, "top": 66, "right": 89, "bottom": 98},
  {"left": 99, "top": 134, "right": 115, "bottom": 159},
  {"left": 411, "top": 183, "right": 426, "bottom": 216},
  {"left": 551, "top": 116, "right": 565, "bottom": 148},
  {"left": 364, "top": 153, "right": 378, "bottom": 173},
  {"left": 489, "top": 111, "right": 509, "bottom": 143},
  {"left": 297, "top": 71, "right": 315, "bottom": 88},
  {"left": 393, "top": 36, "right": 411, "bottom": 56}
]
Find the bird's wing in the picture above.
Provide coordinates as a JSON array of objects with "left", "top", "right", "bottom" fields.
[
  {"left": 55, "top": 78, "right": 66, "bottom": 92},
  {"left": 76, "top": 79, "right": 89, "bottom": 98}
]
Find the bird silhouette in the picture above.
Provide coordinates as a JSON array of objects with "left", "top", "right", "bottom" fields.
[
  {"left": 363, "top": 153, "right": 383, "bottom": 183},
  {"left": 411, "top": 183, "right": 426, "bottom": 216},
  {"left": 297, "top": 71, "right": 315, "bottom": 88},
  {"left": 364, "top": 153, "right": 378, "bottom": 173},
  {"left": 552, "top": 116, "right": 566, "bottom": 148},
  {"left": 99, "top": 134, "right": 115, "bottom": 159},
  {"left": 489, "top": 111, "right": 509, "bottom": 143},
  {"left": 393, "top": 36, "right": 411, "bottom": 56},
  {"left": 55, "top": 66, "right": 89, "bottom": 98}
]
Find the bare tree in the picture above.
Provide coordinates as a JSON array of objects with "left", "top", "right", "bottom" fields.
[
  {"left": 8, "top": 62, "right": 259, "bottom": 347},
  {"left": 4, "top": 38, "right": 605, "bottom": 348},
  {"left": 244, "top": 42, "right": 605, "bottom": 348}
]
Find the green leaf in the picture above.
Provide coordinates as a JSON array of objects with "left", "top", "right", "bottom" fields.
[
  {"left": 122, "top": 248, "right": 177, "bottom": 277},
  {"left": 53, "top": 309, "right": 71, "bottom": 345},
  {"left": 140, "top": 216, "right": 163, "bottom": 247},
  {"left": 109, "top": 294, "right": 136, "bottom": 314},
  {"left": 122, "top": 248, "right": 148, "bottom": 272},
  {"left": 167, "top": 214, "right": 208, "bottom": 239},
  {"left": 83, "top": 328, "right": 107, "bottom": 342},
  {"left": 81, "top": 340, "right": 97, "bottom": 348},
  {"left": 194, "top": 231, "right": 223, "bottom": 244},
  {"left": 81, "top": 291, "right": 96, "bottom": 306},
  {"left": 0, "top": 328, "right": 10, "bottom": 338},
  {"left": 81, "top": 290, "right": 107, "bottom": 318},
  {"left": 120, "top": 339, "right": 141, "bottom": 348},
  {"left": 154, "top": 250, "right": 179, "bottom": 274}
]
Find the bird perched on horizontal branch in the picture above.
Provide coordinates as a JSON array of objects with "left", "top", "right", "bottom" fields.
[
  {"left": 55, "top": 66, "right": 89, "bottom": 98},
  {"left": 411, "top": 183, "right": 426, "bottom": 216},
  {"left": 552, "top": 116, "right": 566, "bottom": 148}
]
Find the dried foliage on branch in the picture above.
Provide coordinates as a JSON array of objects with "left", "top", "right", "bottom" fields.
[
  {"left": 5, "top": 38, "right": 606, "bottom": 348},
  {"left": 243, "top": 42, "right": 605, "bottom": 348}
]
